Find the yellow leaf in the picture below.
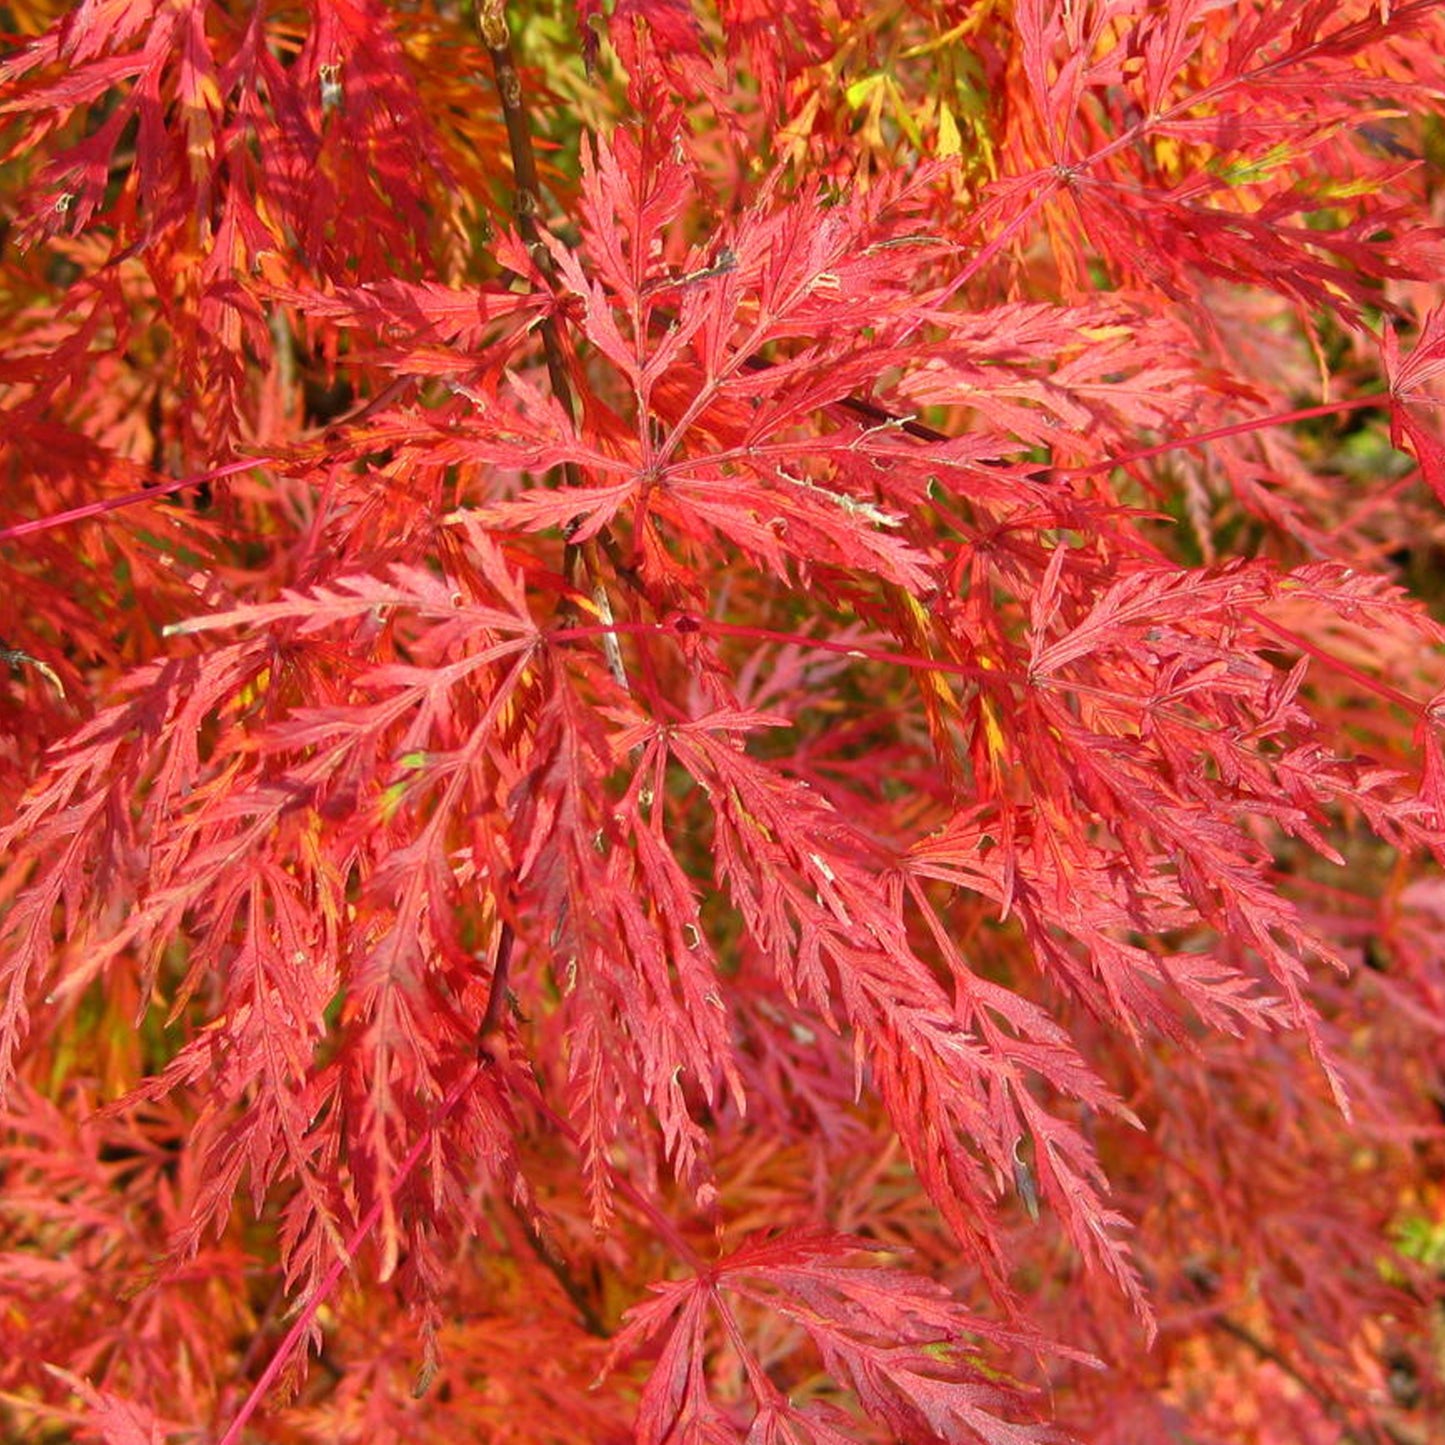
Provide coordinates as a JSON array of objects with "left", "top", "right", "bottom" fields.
[
  {"left": 938, "top": 103, "right": 962, "bottom": 159},
  {"left": 845, "top": 73, "right": 884, "bottom": 110}
]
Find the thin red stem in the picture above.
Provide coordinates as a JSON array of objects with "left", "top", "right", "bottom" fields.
[
  {"left": 215, "top": 1063, "right": 484, "bottom": 1445},
  {"left": 1055, "top": 396, "right": 1389, "bottom": 483},
  {"left": 0, "top": 457, "right": 271, "bottom": 543},
  {"left": 1244, "top": 607, "right": 1425, "bottom": 719},
  {"left": 548, "top": 616, "right": 1006, "bottom": 686}
]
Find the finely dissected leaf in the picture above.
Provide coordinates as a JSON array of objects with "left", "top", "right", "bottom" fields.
[
  {"left": 39, "top": 1367, "right": 170, "bottom": 1445},
  {"left": 1384, "top": 305, "right": 1445, "bottom": 502},
  {"left": 606, "top": 1231, "right": 1073, "bottom": 1444}
]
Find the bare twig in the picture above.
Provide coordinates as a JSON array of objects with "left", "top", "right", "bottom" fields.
[{"left": 476, "top": 1, "right": 595, "bottom": 617}]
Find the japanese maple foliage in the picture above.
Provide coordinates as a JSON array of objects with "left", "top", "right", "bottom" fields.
[{"left": 3, "top": 0, "right": 1445, "bottom": 1440}]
